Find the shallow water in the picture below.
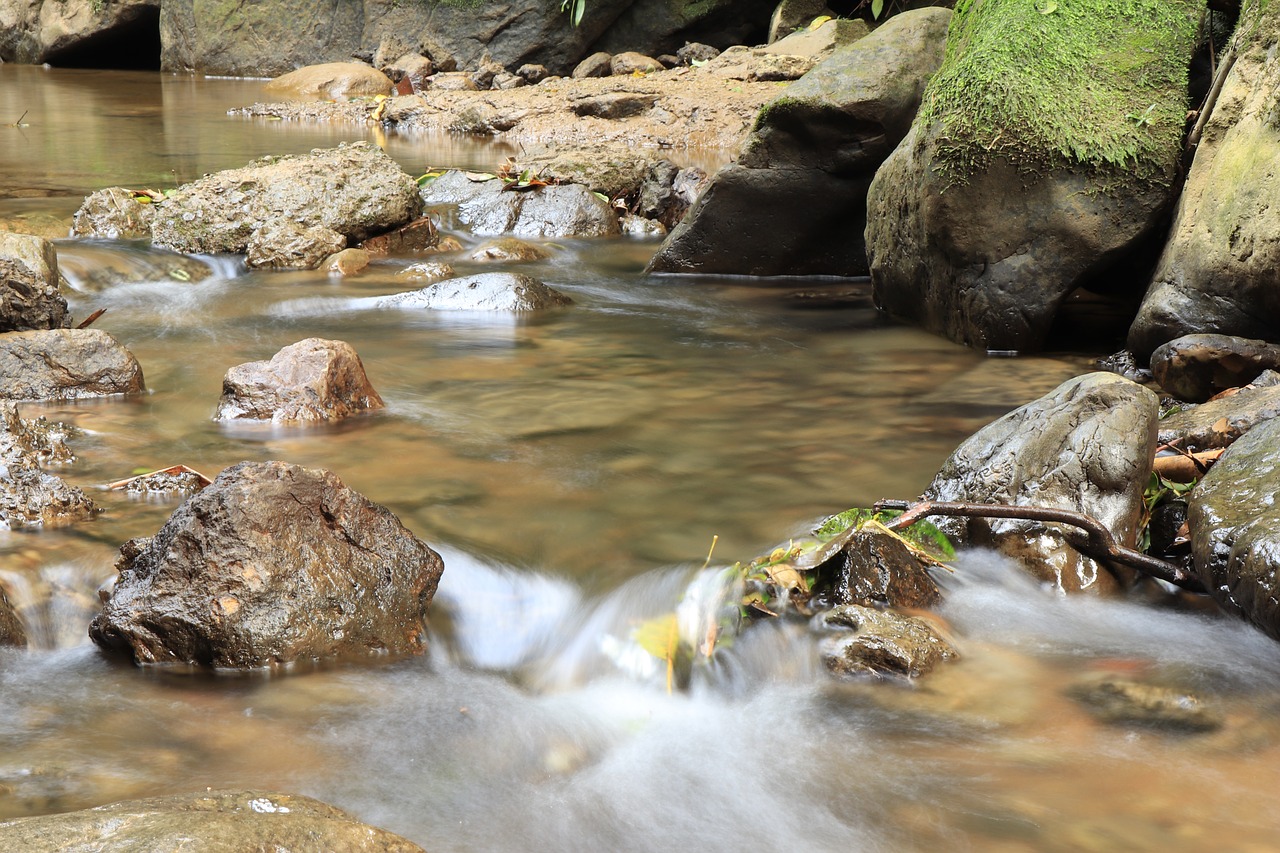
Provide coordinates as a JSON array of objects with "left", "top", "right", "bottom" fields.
[{"left": 1, "top": 65, "right": 1278, "bottom": 852}]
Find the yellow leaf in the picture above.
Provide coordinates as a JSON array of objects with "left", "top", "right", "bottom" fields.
[
  {"left": 808, "top": 15, "right": 833, "bottom": 29},
  {"left": 632, "top": 613, "right": 680, "bottom": 693}
]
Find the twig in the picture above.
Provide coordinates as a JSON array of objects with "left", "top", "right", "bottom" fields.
[
  {"left": 873, "top": 499, "right": 1204, "bottom": 592},
  {"left": 1187, "top": 36, "right": 1237, "bottom": 154},
  {"left": 76, "top": 308, "right": 106, "bottom": 329}
]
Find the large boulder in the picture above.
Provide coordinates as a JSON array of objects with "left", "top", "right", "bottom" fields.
[
  {"left": 867, "top": 0, "right": 1202, "bottom": 351},
  {"left": 925, "top": 372, "right": 1159, "bottom": 593},
  {"left": 0, "top": 233, "right": 70, "bottom": 331},
  {"left": 0, "top": 329, "right": 145, "bottom": 400},
  {"left": 373, "top": 273, "right": 573, "bottom": 312},
  {"left": 1129, "top": 1, "right": 1280, "bottom": 359},
  {"left": 89, "top": 460, "right": 444, "bottom": 668},
  {"left": 149, "top": 142, "right": 422, "bottom": 255},
  {"left": 262, "top": 61, "right": 393, "bottom": 98},
  {"left": 0, "top": 402, "right": 97, "bottom": 531},
  {"left": 1189, "top": 417, "right": 1280, "bottom": 640},
  {"left": 1150, "top": 334, "right": 1280, "bottom": 403},
  {"left": 214, "top": 338, "right": 385, "bottom": 424},
  {"left": 421, "top": 172, "right": 620, "bottom": 237},
  {"left": 0, "top": 0, "right": 158, "bottom": 65},
  {"left": 647, "top": 9, "right": 950, "bottom": 277},
  {"left": 0, "top": 789, "right": 425, "bottom": 852}
]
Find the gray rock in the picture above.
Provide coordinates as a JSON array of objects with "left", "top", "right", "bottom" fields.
[
  {"left": 70, "top": 186, "right": 156, "bottom": 239},
  {"left": 676, "top": 42, "right": 720, "bottom": 64},
  {"left": 1158, "top": 381, "right": 1280, "bottom": 452},
  {"left": 767, "top": 0, "right": 834, "bottom": 43},
  {"left": 0, "top": 789, "right": 426, "bottom": 852},
  {"left": 0, "top": 233, "right": 70, "bottom": 332},
  {"left": 89, "top": 460, "right": 444, "bottom": 668},
  {"left": 572, "top": 51, "right": 613, "bottom": 78},
  {"left": 1128, "top": 3, "right": 1280, "bottom": 359},
  {"left": 376, "top": 272, "right": 572, "bottom": 311},
  {"left": 245, "top": 220, "right": 346, "bottom": 270},
  {"left": 214, "top": 338, "right": 385, "bottom": 424},
  {"left": 0, "top": 402, "right": 97, "bottom": 532},
  {"left": 1151, "top": 334, "right": 1280, "bottom": 403},
  {"left": 925, "top": 372, "right": 1159, "bottom": 593},
  {"left": 423, "top": 172, "right": 620, "bottom": 238},
  {"left": 469, "top": 237, "right": 551, "bottom": 262},
  {"left": 262, "top": 61, "right": 393, "bottom": 98},
  {"left": 620, "top": 214, "right": 667, "bottom": 237},
  {"left": 0, "top": 0, "right": 158, "bottom": 65},
  {"left": 868, "top": 0, "right": 1201, "bottom": 351},
  {"left": 699, "top": 45, "right": 816, "bottom": 81},
  {"left": 610, "top": 51, "right": 663, "bottom": 75},
  {"left": 649, "top": 9, "right": 950, "bottom": 277},
  {"left": 0, "top": 329, "right": 145, "bottom": 401},
  {"left": 150, "top": 142, "right": 422, "bottom": 255},
  {"left": 815, "top": 605, "right": 957, "bottom": 679}
]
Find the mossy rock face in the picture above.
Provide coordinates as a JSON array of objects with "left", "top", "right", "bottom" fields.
[
  {"left": 1129, "top": 0, "right": 1280, "bottom": 359},
  {"left": 867, "top": 0, "right": 1203, "bottom": 352}
]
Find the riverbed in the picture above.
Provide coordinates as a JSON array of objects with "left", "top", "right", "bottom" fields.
[{"left": 2, "top": 64, "right": 1280, "bottom": 852}]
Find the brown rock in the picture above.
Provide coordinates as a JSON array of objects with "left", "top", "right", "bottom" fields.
[
  {"left": 0, "top": 233, "right": 70, "bottom": 332},
  {"left": 610, "top": 52, "right": 663, "bottom": 75},
  {"left": 815, "top": 605, "right": 957, "bottom": 679},
  {"left": 263, "top": 61, "right": 394, "bottom": 99},
  {"left": 214, "top": 338, "right": 384, "bottom": 423},
  {"left": 245, "top": 221, "right": 346, "bottom": 270},
  {"left": 359, "top": 217, "right": 440, "bottom": 255},
  {"left": 0, "top": 329, "right": 145, "bottom": 401}
]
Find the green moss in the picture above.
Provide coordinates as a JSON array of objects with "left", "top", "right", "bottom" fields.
[{"left": 918, "top": 0, "right": 1204, "bottom": 187}]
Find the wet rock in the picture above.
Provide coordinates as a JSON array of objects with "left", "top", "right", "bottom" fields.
[
  {"left": 814, "top": 605, "right": 957, "bottom": 679},
  {"left": 1189, "top": 417, "right": 1280, "bottom": 639},
  {"left": 1068, "top": 677, "right": 1222, "bottom": 732},
  {"left": 422, "top": 171, "right": 620, "bottom": 237},
  {"left": 0, "top": 789, "right": 425, "bottom": 851},
  {"left": 813, "top": 529, "right": 943, "bottom": 610},
  {"left": 1158, "top": 380, "right": 1280, "bottom": 452},
  {"left": 0, "top": 233, "right": 70, "bottom": 332},
  {"left": 358, "top": 217, "right": 440, "bottom": 255},
  {"left": 868, "top": 0, "right": 1200, "bottom": 351},
  {"left": 245, "top": 221, "right": 346, "bottom": 270},
  {"left": 649, "top": 10, "right": 949, "bottom": 277},
  {"left": 620, "top": 214, "right": 667, "bottom": 237},
  {"left": 150, "top": 142, "right": 422, "bottom": 255},
  {"left": 1150, "top": 334, "right": 1280, "bottom": 403},
  {"left": 70, "top": 186, "right": 156, "bottom": 239},
  {"left": 214, "top": 338, "right": 385, "bottom": 424},
  {"left": 376, "top": 272, "right": 572, "bottom": 311},
  {"left": 57, "top": 246, "right": 213, "bottom": 292},
  {"left": 469, "top": 237, "right": 551, "bottom": 262},
  {"left": 0, "top": 330, "right": 145, "bottom": 401},
  {"left": 89, "top": 460, "right": 444, "bottom": 668},
  {"left": 571, "top": 92, "right": 658, "bottom": 119},
  {"left": 0, "top": 585, "right": 25, "bottom": 647},
  {"left": 0, "top": 403, "right": 98, "bottom": 531},
  {"left": 611, "top": 51, "right": 663, "bottom": 75},
  {"left": 323, "top": 248, "right": 371, "bottom": 276},
  {"left": 263, "top": 61, "right": 394, "bottom": 98},
  {"left": 925, "top": 372, "right": 1159, "bottom": 593},
  {"left": 396, "top": 260, "right": 455, "bottom": 283},
  {"left": 572, "top": 51, "right": 613, "bottom": 78}
]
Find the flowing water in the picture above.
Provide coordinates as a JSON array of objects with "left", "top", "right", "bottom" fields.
[{"left": 2, "top": 65, "right": 1280, "bottom": 851}]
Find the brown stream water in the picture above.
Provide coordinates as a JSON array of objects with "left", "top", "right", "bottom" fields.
[{"left": 2, "top": 65, "right": 1280, "bottom": 852}]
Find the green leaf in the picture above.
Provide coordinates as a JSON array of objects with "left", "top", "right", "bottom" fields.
[
  {"left": 871, "top": 0, "right": 884, "bottom": 19},
  {"left": 1039, "top": 0, "right": 1057, "bottom": 12}
]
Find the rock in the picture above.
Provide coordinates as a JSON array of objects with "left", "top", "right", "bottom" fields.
[
  {"left": 676, "top": 42, "right": 720, "bottom": 65},
  {"left": 0, "top": 585, "right": 25, "bottom": 647},
  {"left": 764, "top": 18, "right": 868, "bottom": 60},
  {"left": 396, "top": 260, "right": 454, "bottom": 283},
  {"left": 814, "top": 605, "right": 957, "bottom": 679},
  {"left": 421, "top": 171, "right": 620, "bottom": 237},
  {"left": 620, "top": 214, "right": 667, "bottom": 237},
  {"left": 572, "top": 51, "right": 613, "bottom": 78},
  {"left": 358, "top": 217, "right": 440, "bottom": 255},
  {"left": 0, "top": 0, "right": 159, "bottom": 65},
  {"left": 867, "top": 0, "right": 1201, "bottom": 351},
  {"left": 649, "top": 9, "right": 949, "bottom": 277},
  {"left": 262, "top": 61, "right": 394, "bottom": 98},
  {"left": 469, "top": 238, "right": 551, "bottom": 262},
  {"left": 245, "top": 221, "right": 346, "bottom": 270},
  {"left": 214, "top": 338, "right": 385, "bottom": 424},
  {"left": 611, "top": 51, "right": 663, "bottom": 75},
  {"left": 0, "top": 330, "right": 145, "bottom": 401},
  {"left": 0, "top": 233, "right": 70, "bottom": 331},
  {"left": 1151, "top": 335, "right": 1280, "bottom": 404},
  {"left": 150, "top": 142, "right": 422, "bottom": 255},
  {"left": 1158, "top": 381, "right": 1280, "bottom": 452},
  {"left": 470, "top": 58, "right": 506, "bottom": 89},
  {"left": 57, "top": 245, "right": 213, "bottom": 292},
  {"left": 516, "top": 63, "right": 549, "bottom": 83},
  {"left": 594, "top": 0, "right": 777, "bottom": 62},
  {"left": 1129, "top": 2, "right": 1280, "bottom": 359},
  {"left": 70, "top": 186, "right": 156, "bottom": 239},
  {"left": 699, "top": 45, "right": 816, "bottom": 81},
  {"left": 323, "top": 248, "right": 371, "bottom": 276},
  {"left": 0, "top": 402, "right": 98, "bottom": 531},
  {"left": 492, "top": 71, "right": 526, "bottom": 90},
  {"left": 375, "top": 272, "right": 572, "bottom": 311},
  {"left": 1068, "top": 677, "right": 1222, "bottom": 732},
  {"left": 0, "top": 789, "right": 426, "bottom": 851},
  {"left": 812, "top": 529, "right": 943, "bottom": 610},
  {"left": 768, "top": 0, "right": 834, "bottom": 43},
  {"left": 385, "top": 52, "right": 434, "bottom": 92},
  {"left": 925, "top": 373, "right": 1159, "bottom": 593},
  {"left": 428, "top": 71, "right": 482, "bottom": 91},
  {"left": 571, "top": 92, "right": 659, "bottom": 119},
  {"left": 89, "top": 460, "right": 444, "bottom": 668}
]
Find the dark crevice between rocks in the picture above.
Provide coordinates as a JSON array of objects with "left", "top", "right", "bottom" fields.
[{"left": 43, "top": 6, "right": 161, "bottom": 71}]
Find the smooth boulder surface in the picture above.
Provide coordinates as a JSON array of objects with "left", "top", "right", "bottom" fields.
[
  {"left": 375, "top": 273, "right": 572, "bottom": 312},
  {"left": 1129, "top": 1, "right": 1280, "bottom": 358},
  {"left": 422, "top": 172, "right": 620, "bottom": 238},
  {"left": 150, "top": 142, "right": 422, "bottom": 255},
  {"left": 0, "top": 402, "right": 97, "bottom": 531},
  {"left": 0, "top": 329, "right": 145, "bottom": 400},
  {"left": 1150, "top": 334, "right": 1280, "bottom": 403},
  {"left": 89, "top": 460, "right": 444, "bottom": 668},
  {"left": 263, "top": 61, "right": 394, "bottom": 98},
  {"left": 0, "top": 789, "right": 425, "bottom": 852},
  {"left": 1189, "top": 417, "right": 1280, "bottom": 640},
  {"left": 70, "top": 187, "right": 156, "bottom": 239},
  {"left": 867, "top": 0, "right": 1200, "bottom": 351},
  {"left": 0, "top": 233, "right": 70, "bottom": 331},
  {"left": 647, "top": 9, "right": 949, "bottom": 277},
  {"left": 925, "top": 372, "right": 1159, "bottom": 593},
  {"left": 214, "top": 338, "right": 385, "bottom": 423}
]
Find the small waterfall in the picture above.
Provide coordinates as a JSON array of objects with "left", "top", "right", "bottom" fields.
[{"left": 0, "top": 562, "right": 102, "bottom": 650}]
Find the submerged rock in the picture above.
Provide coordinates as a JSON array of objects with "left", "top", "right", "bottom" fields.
[
  {"left": 0, "top": 789, "right": 425, "bottom": 852},
  {"left": 89, "top": 460, "right": 444, "bottom": 668},
  {"left": 376, "top": 272, "right": 572, "bottom": 311},
  {"left": 814, "top": 605, "right": 957, "bottom": 679},
  {"left": 0, "top": 233, "right": 70, "bottom": 332},
  {"left": 0, "top": 585, "right": 25, "bottom": 647},
  {"left": 925, "top": 373, "right": 1159, "bottom": 593},
  {"left": 0, "top": 329, "right": 145, "bottom": 401},
  {"left": 1068, "top": 677, "right": 1221, "bottom": 732},
  {"left": 214, "top": 338, "right": 385, "bottom": 424},
  {"left": 359, "top": 217, "right": 440, "bottom": 255}
]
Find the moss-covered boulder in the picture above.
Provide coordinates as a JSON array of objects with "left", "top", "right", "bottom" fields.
[
  {"left": 1128, "top": 0, "right": 1280, "bottom": 360},
  {"left": 867, "top": 0, "right": 1202, "bottom": 352}
]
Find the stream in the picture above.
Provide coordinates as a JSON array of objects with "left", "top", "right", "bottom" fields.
[{"left": 3, "top": 65, "right": 1280, "bottom": 852}]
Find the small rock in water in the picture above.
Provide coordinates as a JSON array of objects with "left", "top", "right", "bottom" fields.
[
  {"left": 813, "top": 604, "right": 957, "bottom": 679},
  {"left": 396, "top": 260, "right": 454, "bottom": 283},
  {"left": 468, "top": 237, "right": 550, "bottom": 262},
  {"left": 1068, "top": 677, "right": 1222, "bottom": 733},
  {"left": 214, "top": 338, "right": 384, "bottom": 424},
  {"left": 376, "top": 272, "right": 572, "bottom": 311}
]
